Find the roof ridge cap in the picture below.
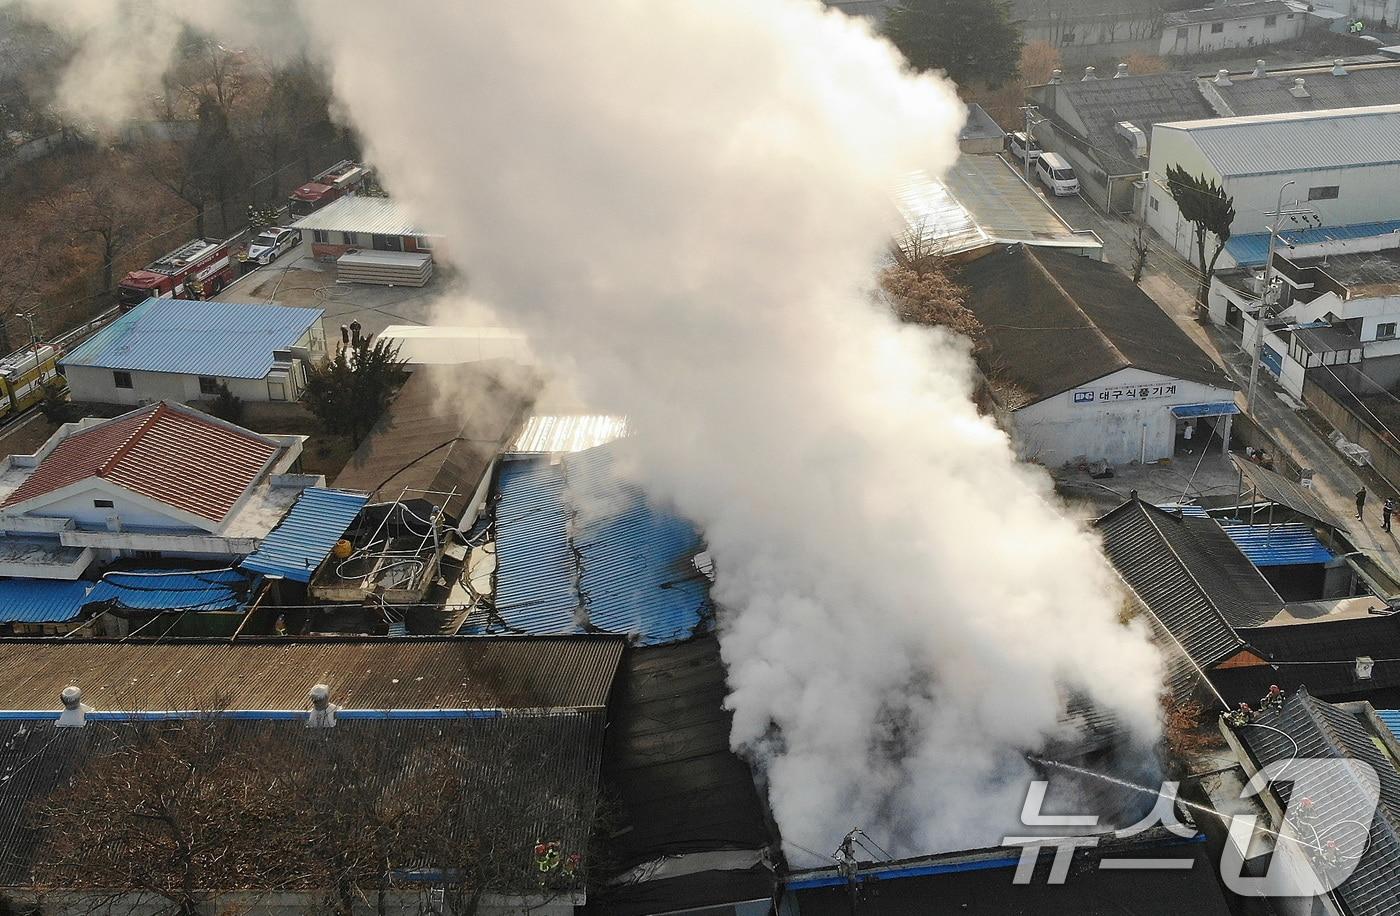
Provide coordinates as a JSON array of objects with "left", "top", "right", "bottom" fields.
[
  {"left": 1023, "top": 249, "right": 1129, "bottom": 368},
  {"left": 96, "top": 403, "right": 164, "bottom": 479}
]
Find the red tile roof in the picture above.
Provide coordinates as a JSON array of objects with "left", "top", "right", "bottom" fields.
[{"left": 1, "top": 403, "right": 281, "bottom": 523}]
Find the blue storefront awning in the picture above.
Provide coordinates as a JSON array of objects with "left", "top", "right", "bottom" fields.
[
  {"left": 1219, "top": 522, "right": 1334, "bottom": 567},
  {"left": 1172, "top": 402, "right": 1241, "bottom": 419}
]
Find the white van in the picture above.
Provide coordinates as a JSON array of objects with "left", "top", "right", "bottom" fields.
[
  {"left": 1035, "top": 152, "right": 1079, "bottom": 197},
  {"left": 1007, "top": 131, "right": 1042, "bottom": 165}
]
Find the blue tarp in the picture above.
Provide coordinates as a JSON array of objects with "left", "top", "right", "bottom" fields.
[
  {"left": 464, "top": 442, "right": 712, "bottom": 645},
  {"left": 242, "top": 487, "right": 370, "bottom": 582},
  {"left": 1218, "top": 523, "right": 1334, "bottom": 567}
]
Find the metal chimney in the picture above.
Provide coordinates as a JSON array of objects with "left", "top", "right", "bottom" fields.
[
  {"left": 306, "top": 683, "right": 339, "bottom": 728},
  {"left": 1083, "top": 66, "right": 1097, "bottom": 81},
  {"left": 1214, "top": 69, "right": 1233, "bottom": 86},
  {"left": 56, "top": 686, "right": 91, "bottom": 728},
  {"left": 1332, "top": 59, "right": 1348, "bottom": 76},
  {"left": 1114, "top": 62, "right": 1128, "bottom": 78},
  {"left": 1049, "top": 68, "right": 1063, "bottom": 84},
  {"left": 1252, "top": 59, "right": 1266, "bottom": 77},
  {"left": 1290, "top": 77, "right": 1310, "bottom": 98}
]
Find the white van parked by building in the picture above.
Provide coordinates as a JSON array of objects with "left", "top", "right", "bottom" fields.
[{"left": 1035, "top": 152, "right": 1080, "bottom": 197}]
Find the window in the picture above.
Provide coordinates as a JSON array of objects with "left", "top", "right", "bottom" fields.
[
  {"left": 198, "top": 376, "right": 220, "bottom": 396},
  {"left": 1264, "top": 14, "right": 1277, "bottom": 25},
  {"left": 1211, "top": 22, "right": 1224, "bottom": 32},
  {"left": 113, "top": 371, "right": 133, "bottom": 389},
  {"left": 312, "top": 229, "right": 329, "bottom": 243},
  {"left": 1378, "top": 322, "right": 1397, "bottom": 340},
  {"left": 1150, "top": 196, "right": 1160, "bottom": 211},
  {"left": 343, "top": 231, "right": 360, "bottom": 246},
  {"left": 1286, "top": 12, "right": 1294, "bottom": 17},
  {"left": 415, "top": 235, "right": 433, "bottom": 251},
  {"left": 93, "top": 499, "right": 114, "bottom": 509},
  {"left": 1177, "top": 27, "right": 1187, "bottom": 38},
  {"left": 1308, "top": 185, "right": 1339, "bottom": 200}
]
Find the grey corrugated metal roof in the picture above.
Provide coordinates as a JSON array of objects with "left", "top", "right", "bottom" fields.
[
  {"left": 1156, "top": 104, "right": 1400, "bottom": 176},
  {"left": 1166, "top": 0, "right": 1291, "bottom": 24},
  {"left": 60, "top": 298, "right": 323, "bottom": 379},
  {"left": 1237, "top": 689, "right": 1400, "bottom": 916},
  {"left": 0, "top": 636, "right": 624, "bottom": 711},
  {"left": 1204, "top": 63, "right": 1400, "bottom": 117},
  {"left": 1095, "top": 500, "right": 1259, "bottom": 666},
  {"left": 288, "top": 195, "right": 429, "bottom": 236},
  {"left": 241, "top": 487, "right": 369, "bottom": 582}
]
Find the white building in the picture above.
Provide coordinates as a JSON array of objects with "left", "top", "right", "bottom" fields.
[
  {"left": 1147, "top": 104, "right": 1400, "bottom": 267},
  {"left": 1161, "top": 0, "right": 1304, "bottom": 55},
  {"left": 60, "top": 298, "right": 326, "bottom": 406},
  {"left": 0, "top": 401, "right": 311, "bottom": 578},
  {"left": 962, "top": 245, "right": 1238, "bottom": 467}
]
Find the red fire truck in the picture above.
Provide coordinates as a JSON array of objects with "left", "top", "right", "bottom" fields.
[
  {"left": 116, "top": 234, "right": 244, "bottom": 310},
  {"left": 287, "top": 160, "right": 371, "bottom": 219}
]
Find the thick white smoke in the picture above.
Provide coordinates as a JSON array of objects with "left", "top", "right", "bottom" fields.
[{"left": 23, "top": 0, "right": 1162, "bottom": 859}]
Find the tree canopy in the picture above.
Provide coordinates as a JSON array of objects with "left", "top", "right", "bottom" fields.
[
  {"left": 1164, "top": 165, "right": 1235, "bottom": 310},
  {"left": 303, "top": 337, "right": 408, "bottom": 446},
  {"left": 882, "top": 0, "right": 1023, "bottom": 88}
]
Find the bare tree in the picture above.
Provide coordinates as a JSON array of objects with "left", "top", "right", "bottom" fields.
[
  {"left": 43, "top": 165, "right": 139, "bottom": 297},
  {"left": 1131, "top": 225, "right": 1150, "bottom": 284},
  {"left": 881, "top": 256, "right": 984, "bottom": 348}
]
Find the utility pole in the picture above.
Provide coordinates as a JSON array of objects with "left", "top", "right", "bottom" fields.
[
  {"left": 1020, "top": 104, "right": 1039, "bottom": 184},
  {"left": 1245, "top": 180, "right": 1318, "bottom": 411}
]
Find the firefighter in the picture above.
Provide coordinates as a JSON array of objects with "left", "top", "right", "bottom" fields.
[{"left": 1260, "top": 684, "right": 1284, "bottom": 712}]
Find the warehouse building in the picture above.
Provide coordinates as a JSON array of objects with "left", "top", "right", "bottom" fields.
[
  {"left": 963, "top": 245, "right": 1237, "bottom": 467},
  {"left": 1147, "top": 104, "right": 1400, "bottom": 267}
]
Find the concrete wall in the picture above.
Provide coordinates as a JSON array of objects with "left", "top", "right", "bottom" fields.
[
  {"left": 1011, "top": 366, "right": 1235, "bottom": 466},
  {"left": 1, "top": 889, "right": 580, "bottom": 915},
  {"left": 65, "top": 361, "right": 307, "bottom": 406},
  {"left": 32, "top": 487, "right": 198, "bottom": 531},
  {"left": 1304, "top": 366, "right": 1400, "bottom": 493},
  {"left": 303, "top": 228, "right": 428, "bottom": 262},
  {"left": 1160, "top": 9, "right": 1305, "bottom": 54}
]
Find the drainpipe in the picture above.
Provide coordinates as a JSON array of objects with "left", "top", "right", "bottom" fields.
[{"left": 1140, "top": 423, "right": 1148, "bottom": 465}]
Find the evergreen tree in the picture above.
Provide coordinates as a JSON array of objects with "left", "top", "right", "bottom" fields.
[{"left": 883, "top": 0, "right": 1023, "bottom": 88}]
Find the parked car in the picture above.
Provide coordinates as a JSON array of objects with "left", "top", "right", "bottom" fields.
[
  {"left": 245, "top": 227, "right": 301, "bottom": 265},
  {"left": 1007, "top": 131, "right": 1043, "bottom": 164},
  {"left": 1035, "top": 152, "right": 1080, "bottom": 197}
]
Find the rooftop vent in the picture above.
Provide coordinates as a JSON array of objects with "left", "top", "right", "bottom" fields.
[
  {"left": 1050, "top": 68, "right": 1063, "bottom": 84},
  {"left": 1083, "top": 66, "right": 1097, "bottom": 81},
  {"left": 1114, "top": 62, "right": 1128, "bottom": 78},
  {"left": 1214, "top": 69, "right": 1233, "bottom": 86},
  {"left": 1290, "top": 77, "right": 1310, "bottom": 98},
  {"left": 56, "top": 686, "right": 91, "bottom": 728},
  {"left": 1253, "top": 59, "right": 1267, "bottom": 78},
  {"left": 306, "top": 683, "right": 338, "bottom": 728},
  {"left": 1116, "top": 121, "right": 1149, "bottom": 158},
  {"left": 1332, "top": 59, "right": 1347, "bottom": 76}
]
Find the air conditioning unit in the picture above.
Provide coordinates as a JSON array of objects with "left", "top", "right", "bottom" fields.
[
  {"left": 1357, "top": 656, "right": 1375, "bottom": 679},
  {"left": 1115, "top": 121, "right": 1148, "bottom": 158}
]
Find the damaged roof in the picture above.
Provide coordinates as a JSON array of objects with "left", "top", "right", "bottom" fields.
[
  {"left": 333, "top": 362, "right": 535, "bottom": 522},
  {"left": 961, "top": 246, "right": 1235, "bottom": 403}
]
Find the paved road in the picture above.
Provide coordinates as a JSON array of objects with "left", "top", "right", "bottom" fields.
[{"left": 1040, "top": 189, "right": 1400, "bottom": 587}]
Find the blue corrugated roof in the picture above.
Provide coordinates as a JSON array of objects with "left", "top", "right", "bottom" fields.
[
  {"left": 0, "top": 579, "right": 95, "bottom": 623},
  {"left": 1218, "top": 522, "right": 1334, "bottom": 566},
  {"left": 0, "top": 568, "right": 253, "bottom": 624},
  {"left": 1156, "top": 503, "right": 1211, "bottom": 517},
  {"left": 61, "top": 298, "right": 324, "bottom": 379},
  {"left": 241, "top": 487, "right": 369, "bottom": 582},
  {"left": 1225, "top": 219, "right": 1400, "bottom": 267},
  {"left": 465, "top": 444, "right": 712, "bottom": 645},
  {"left": 1379, "top": 709, "right": 1400, "bottom": 743}
]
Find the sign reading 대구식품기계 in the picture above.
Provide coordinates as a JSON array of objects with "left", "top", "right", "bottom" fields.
[{"left": 1072, "top": 383, "right": 1178, "bottom": 405}]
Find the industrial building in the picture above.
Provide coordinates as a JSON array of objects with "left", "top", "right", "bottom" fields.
[
  {"left": 1198, "top": 58, "right": 1400, "bottom": 117},
  {"left": 60, "top": 298, "right": 326, "bottom": 406},
  {"left": 1147, "top": 104, "right": 1400, "bottom": 267},
  {"left": 1160, "top": 0, "right": 1304, "bottom": 55},
  {"left": 962, "top": 245, "right": 1238, "bottom": 468},
  {"left": 1025, "top": 68, "right": 1215, "bottom": 214}
]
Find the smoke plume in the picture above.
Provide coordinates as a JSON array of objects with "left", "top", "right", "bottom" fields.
[{"left": 21, "top": 0, "right": 1162, "bottom": 859}]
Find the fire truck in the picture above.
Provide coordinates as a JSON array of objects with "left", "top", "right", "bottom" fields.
[
  {"left": 287, "top": 160, "right": 371, "bottom": 219},
  {"left": 0, "top": 344, "right": 62, "bottom": 420},
  {"left": 116, "top": 235, "right": 243, "bottom": 310}
]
